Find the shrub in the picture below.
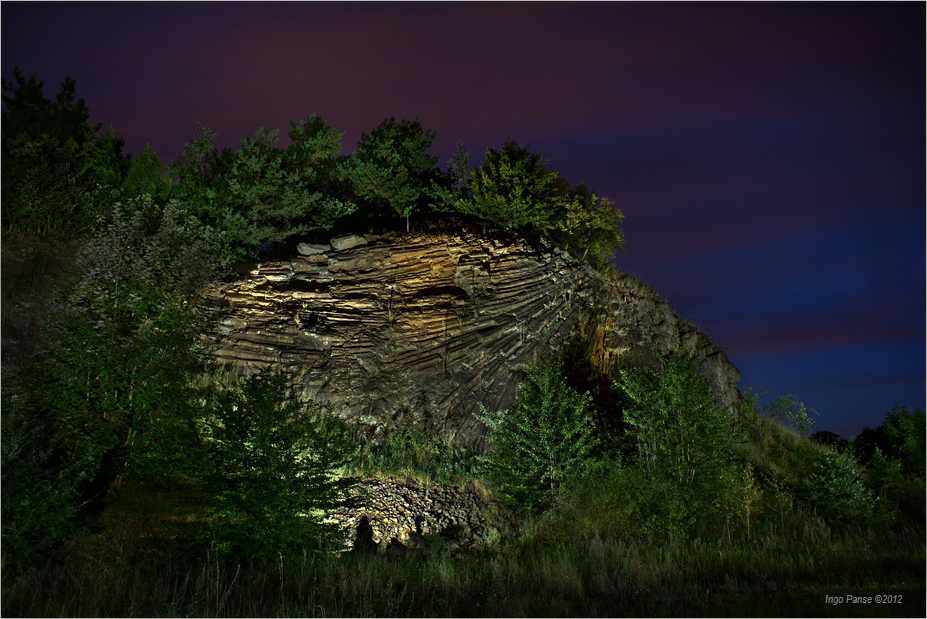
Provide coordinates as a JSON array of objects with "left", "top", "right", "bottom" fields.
[
  {"left": 759, "top": 392, "right": 818, "bottom": 437},
  {"left": 193, "top": 369, "right": 353, "bottom": 561},
  {"left": 0, "top": 393, "right": 99, "bottom": 566},
  {"left": 477, "top": 355, "right": 597, "bottom": 512},
  {"left": 799, "top": 451, "right": 876, "bottom": 528},
  {"left": 540, "top": 459, "right": 692, "bottom": 542},
  {"left": 617, "top": 349, "right": 752, "bottom": 538},
  {"left": 881, "top": 405, "right": 925, "bottom": 476},
  {"left": 25, "top": 198, "right": 225, "bottom": 498}
]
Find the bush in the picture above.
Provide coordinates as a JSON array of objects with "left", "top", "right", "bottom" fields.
[
  {"left": 346, "top": 426, "right": 479, "bottom": 485},
  {"left": 799, "top": 451, "right": 876, "bottom": 528},
  {"left": 0, "top": 393, "right": 99, "bottom": 566},
  {"left": 882, "top": 405, "right": 925, "bottom": 476},
  {"left": 477, "top": 355, "right": 597, "bottom": 512},
  {"left": 24, "top": 198, "right": 225, "bottom": 498},
  {"left": 759, "top": 392, "right": 818, "bottom": 437},
  {"left": 193, "top": 369, "right": 353, "bottom": 561},
  {"left": 617, "top": 349, "right": 753, "bottom": 538},
  {"left": 540, "top": 459, "right": 692, "bottom": 542}
]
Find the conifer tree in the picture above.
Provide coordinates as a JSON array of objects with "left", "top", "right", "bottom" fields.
[{"left": 477, "top": 355, "right": 597, "bottom": 512}]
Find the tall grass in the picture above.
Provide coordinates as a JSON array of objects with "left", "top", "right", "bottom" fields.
[{"left": 4, "top": 526, "right": 923, "bottom": 617}]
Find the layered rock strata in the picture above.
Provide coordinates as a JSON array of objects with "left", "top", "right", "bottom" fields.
[{"left": 207, "top": 231, "right": 741, "bottom": 452}]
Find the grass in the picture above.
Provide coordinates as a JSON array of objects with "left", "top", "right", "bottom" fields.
[{"left": 3, "top": 524, "right": 923, "bottom": 617}]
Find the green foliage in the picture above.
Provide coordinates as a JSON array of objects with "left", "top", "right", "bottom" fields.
[
  {"left": 0, "top": 393, "right": 99, "bottom": 565},
  {"left": 444, "top": 140, "right": 624, "bottom": 272},
  {"left": 617, "top": 349, "right": 752, "bottom": 537},
  {"left": 799, "top": 451, "right": 876, "bottom": 528},
  {"left": 881, "top": 405, "right": 925, "bottom": 476},
  {"left": 2, "top": 68, "right": 128, "bottom": 237},
  {"left": 122, "top": 143, "right": 171, "bottom": 201},
  {"left": 342, "top": 116, "right": 438, "bottom": 231},
  {"left": 193, "top": 369, "right": 353, "bottom": 560},
  {"left": 346, "top": 426, "right": 480, "bottom": 485},
  {"left": 865, "top": 448, "right": 926, "bottom": 526},
  {"left": 548, "top": 183, "right": 625, "bottom": 273},
  {"left": 169, "top": 118, "right": 354, "bottom": 260},
  {"left": 25, "top": 198, "right": 225, "bottom": 496},
  {"left": 760, "top": 392, "right": 818, "bottom": 437},
  {"left": 452, "top": 139, "right": 568, "bottom": 230},
  {"left": 477, "top": 355, "right": 597, "bottom": 512},
  {"left": 540, "top": 459, "right": 694, "bottom": 542}
]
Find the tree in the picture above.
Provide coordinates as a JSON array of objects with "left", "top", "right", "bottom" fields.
[
  {"left": 881, "top": 405, "right": 925, "bottom": 476},
  {"left": 617, "top": 349, "right": 750, "bottom": 537},
  {"left": 26, "top": 198, "right": 225, "bottom": 500},
  {"left": 477, "top": 355, "right": 598, "bottom": 512},
  {"left": 2, "top": 68, "right": 129, "bottom": 236},
  {"left": 168, "top": 118, "right": 354, "bottom": 260},
  {"left": 549, "top": 183, "right": 625, "bottom": 273},
  {"left": 342, "top": 117, "right": 439, "bottom": 231},
  {"left": 453, "top": 139, "right": 569, "bottom": 230},
  {"left": 799, "top": 451, "right": 875, "bottom": 528},
  {"left": 759, "top": 393, "right": 817, "bottom": 437},
  {"left": 122, "top": 143, "right": 171, "bottom": 201},
  {"left": 194, "top": 369, "right": 353, "bottom": 560}
]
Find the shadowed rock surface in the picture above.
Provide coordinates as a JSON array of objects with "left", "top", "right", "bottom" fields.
[{"left": 207, "top": 231, "right": 742, "bottom": 452}]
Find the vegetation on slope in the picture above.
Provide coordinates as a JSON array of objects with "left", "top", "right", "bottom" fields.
[{"left": 2, "top": 69, "right": 923, "bottom": 617}]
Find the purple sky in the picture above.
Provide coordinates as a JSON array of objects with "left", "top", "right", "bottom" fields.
[{"left": 3, "top": 2, "right": 923, "bottom": 437}]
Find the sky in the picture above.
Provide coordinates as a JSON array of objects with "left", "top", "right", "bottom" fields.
[{"left": 2, "top": 2, "right": 924, "bottom": 437}]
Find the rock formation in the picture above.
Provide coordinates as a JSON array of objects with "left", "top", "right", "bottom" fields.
[
  {"left": 207, "top": 230, "right": 742, "bottom": 452},
  {"left": 328, "top": 479, "right": 496, "bottom": 554}
]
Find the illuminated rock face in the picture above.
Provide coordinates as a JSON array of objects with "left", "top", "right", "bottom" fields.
[{"left": 207, "top": 231, "right": 741, "bottom": 452}]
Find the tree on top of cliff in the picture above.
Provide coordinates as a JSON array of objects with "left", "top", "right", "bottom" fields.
[
  {"left": 341, "top": 117, "right": 440, "bottom": 232},
  {"left": 447, "top": 139, "right": 624, "bottom": 273},
  {"left": 169, "top": 116, "right": 355, "bottom": 261},
  {"left": 452, "top": 139, "right": 569, "bottom": 231}
]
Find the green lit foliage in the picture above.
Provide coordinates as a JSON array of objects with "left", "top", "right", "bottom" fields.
[
  {"left": 169, "top": 117, "right": 354, "bottom": 260},
  {"left": 453, "top": 139, "right": 568, "bottom": 231},
  {"left": 799, "top": 451, "right": 875, "bottom": 528},
  {"left": 26, "top": 198, "right": 225, "bottom": 497},
  {"left": 346, "top": 426, "right": 480, "bottom": 485},
  {"left": 446, "top": 140, "right": 624, "bottom": 273},
  {"left": 122, "top": 143, "right": 171, "bottom": 201},
  {"left": 759, "top": 392, "right": 818, "bottom": 437},
  {"left": 342, "top": 117, "right": 439, "bottom": 231},
  {"left": 2, "top": 68, "right": 128, "bottom": 237},
  {"left": 194, "top": 369, "right": 353, "bottom": 561},
  {"left": 617, "top": 349, "right": 752, "bottom": 538},
  {"left": 549, "top": 183, "right": 625, "bottom": 273},
  {"left": 881, "top": 405, "right": 925, "bottom": 476},
  {"left": 477, "top": 355, "right": 598, "bottom": 512}
]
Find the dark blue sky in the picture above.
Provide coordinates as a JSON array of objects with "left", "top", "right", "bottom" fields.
[{"left": 3, "top": 2, "right": 923, "bottom": 437}]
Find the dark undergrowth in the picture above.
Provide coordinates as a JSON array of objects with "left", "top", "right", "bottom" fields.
[{"left": 3, "top": 524, "right": 923, "bottom": 617}]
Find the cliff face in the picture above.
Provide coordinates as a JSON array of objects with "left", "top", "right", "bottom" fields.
[{"left": 207, "top": 231, "right": 741, "bottom": 452}]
